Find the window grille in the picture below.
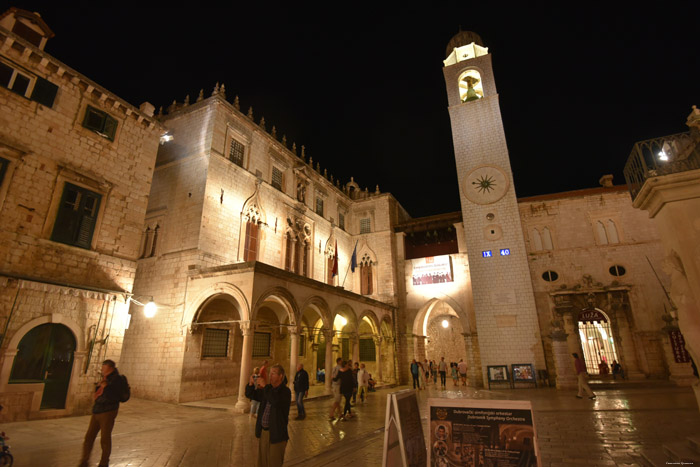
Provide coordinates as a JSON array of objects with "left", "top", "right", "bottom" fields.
[
  {"left": 229, "top": 138, "right": 245, "bottom": 167},
  {"left": 202, "top": 328, "right": 229, "bottom": 357},
  {"left": 341, "top": 338, "right": 349, "bottom": 360},
  {"left": 252, "top": 332, "right": 271, "bottom": 357},
  {"left": 315, "top": 197, "right": 324, "bottom": 217},
  {"left": 360, "top": 218, "right": 371, "bottom": 234},
  {"left": 359, "top": 338, "right": 376, "bottom": 361},
  {"left": 271, "top": 167, "right": 283, "bottom": 191}
]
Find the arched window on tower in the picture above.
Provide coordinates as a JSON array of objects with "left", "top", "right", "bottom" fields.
[
  {"left": 360, "top": 254, "right": 373, "bottom": 295},
  {"left": 530, "top": 228, "right": 543, "bottom": 251},
  {"left": 140, "top": 223, "right": 159, "bottom": 258},
  {"left": 607, "top": 220, "right": 619, "bottom": 244},
  {"left": 596, "top": 221, "right": 608, "bottom": 245},
  {"left": 542, "top": 227, "right": 553, "bottom": 250},
  {"left": 458, "top": 69, "right": 484, "bottom": 103}
]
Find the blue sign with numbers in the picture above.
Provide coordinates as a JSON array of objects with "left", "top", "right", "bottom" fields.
[
  {"left": 482, "top": 250, "right": 492, "bottom": 258},
  {"left": 499, "top": 249, "right": 511, "bottom": 256}
]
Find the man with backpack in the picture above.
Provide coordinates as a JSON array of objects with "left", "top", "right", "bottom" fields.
[{"left": 79, "top": 359, "right": 129, "bottom": 467}]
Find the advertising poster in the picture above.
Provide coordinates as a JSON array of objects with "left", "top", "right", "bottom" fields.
[
  {"left": 427, "top": 398, "right": 540, "bottom": 467},
  {"left": 412, "top": 255, "right": 454, "bottom": 285}
]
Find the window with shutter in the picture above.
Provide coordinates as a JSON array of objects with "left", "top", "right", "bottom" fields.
[
  {"left": 244, "top": 221, "right": 258, "bottom": 261},
  {"left": 50, "top": 183, "right": 102, "bottom": 249},
  {"left": 0, "top": 61, "right": 57, "bottom": 107},
  {"left": 82, "top": 106, "right": 118, "bottom": 141}
]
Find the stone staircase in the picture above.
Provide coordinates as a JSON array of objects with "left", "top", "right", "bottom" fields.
[{"left": 639, "top": 435, "right": 700, "bottom": 466}]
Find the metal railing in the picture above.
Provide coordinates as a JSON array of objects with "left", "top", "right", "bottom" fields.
[{"left": 623, "top": 131, "right": 700, "bottom": 201}]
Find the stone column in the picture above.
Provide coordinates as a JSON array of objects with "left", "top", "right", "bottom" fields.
[
  {"left": 324, "top": 329, "right": 334, "bottom": 394},
  {"left": 462, "top": 332, "right": 483, "bottom": 388},
  {"left": 374, "top": 335, "right": 383, "bottom": 382},
  {"left": 550, "top": 328, "right": 577, "bottom": 389},
  {"left": 351, "top": 332, "right": 360, "bottom": 363},
  {"left": 311, "top": 342, "right": 319, "bottom": 385},
  {"left": 234, "top": 321, "right": 255, "bottom": 413},
  {"left": 289, "top": 327, "right": 299, "bottom": 394}
]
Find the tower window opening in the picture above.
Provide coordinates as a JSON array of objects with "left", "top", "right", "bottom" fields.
[
  {"left": 542, "top": 270, "right": 559, "bottom": 282},
  {"left": 458, "top": 69, "right": 484, "bottom": 103},
  {"left": 609, "top": 265, "right": 626, "bottom": 277}
]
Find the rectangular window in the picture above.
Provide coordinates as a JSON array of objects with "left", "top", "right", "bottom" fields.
[
  {"left": 82, "top": 105, "right": 118, "bottom": 141},
  {"left": 0, "top": 61, "right": 57, "bottom": 107},
  {"left": 271, "top": 166, "right": 283, "bottom": 191},
  {"left": 359, "top": 338, "right": 376, "bottom": 361},
  {"left": 338, "top": 212, "right": 345, "bottom": 230},
  {"left": 202, "top": 328, "right": 229, "bottom": 358},
  {"left": 360, "top": 217, "right": 371, "bottom": 234},
  {"left": 252, "top": 332, "right": 271, "bottom": 357},
  {"left": 50, "top": 182, "right": 102, "bottom": 249},
  {"left": 315, "top": 196, "right": 324, "bottom": 217},
  {"left": 243, "top": 221, "right": 258, "bottom": 262},
  {"left": 228, "top": 138, "right": 244, "bottom": 167},
  {"left": 0, "top": 157, "right": 9, "bottom": 187}
]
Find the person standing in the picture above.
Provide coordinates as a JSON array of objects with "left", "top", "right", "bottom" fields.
[
  {"left": 451, "top": 362, "right": 459, "bottom": 386},
  {"left": 438, "top": 357, "right": 447, "bottom": 389},
  {"left": 457, "top": 359, "right": 468, "bottom": 386},
  {"left": 410, "top": 359, "right": 420, "bottom": 389},
  {"left": 249, "top": 367, "right": 261, "bottom": 418},
  {"left": 78, "top": 359, "right": 127, "bottom": 467},
  {"left": 259, "top": 360, "right": 269, "bottom": 381},
  {"left": 357, "top": 363, "right": 369, "bottom": 403},
  {"left": 351, "top": 361, "right": 360, "bottom": 403},
  {"left": 293, "top": 363, "right": 309, "bottom": 420},
  {"left": 245, "top": 364, "right": 291, "bottom": 467},
  {"left": 573, "top": 353, "right": 596, "bottom": 399}
]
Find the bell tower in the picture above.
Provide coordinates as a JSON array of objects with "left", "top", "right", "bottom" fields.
[{"left": 443, "top": 31, "right": 545, "bottom": 383}]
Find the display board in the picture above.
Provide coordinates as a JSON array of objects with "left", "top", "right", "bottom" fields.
[
  {"left": 511, "top": 363, "right": 537, "bottom": 388},
  {"left": 382, "top": 389, "right": 427, "bottom": 467},
  {"left": 428, "top": 398, "right": 540, "bottom": 466},
  {"left": 487, "top": 365, "right": 512, "bottom": 389}
]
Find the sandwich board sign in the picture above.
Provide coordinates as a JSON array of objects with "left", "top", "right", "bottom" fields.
[
  {"left": 382, "top": 389, "right": 427, "bottom": 467},
  {"left": 427, "top": 398, "right": 540, "bottom": 466}
]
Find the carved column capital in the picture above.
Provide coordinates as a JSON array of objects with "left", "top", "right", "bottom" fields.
[
  {"left": 322, "top": 329, "right": 335, "bottom": 341},
  {"left": 239, "top": 321, "right": 255, "bottom": 336}
]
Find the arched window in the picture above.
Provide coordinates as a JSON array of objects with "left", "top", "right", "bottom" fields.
[
  {"left": 140, "top": 224, "right": 159, "bottom": 258},
  {"left": 542, "top": 227, "right": 553, "bottom": 250},
  {"left": 458, "top": 69, "right": 484, "bottom": 103},
  {"left": 360, "top": 254, "right": 373, "bottom": 295},
  {"left": 596, "top": 221, "right": 608, "bottom": 245},
  {"left": 295, "top": 239, "right": 309, "bottom": 277},
  {"left": 530, "top": 228, "right": 543, "bottom": 251},
  {"left": 243, "top": 220, "right": 259, "bottom": 262},
  {"left": 607, "top": 220, "right": 619, "bottom": 244},
  {"left": 284, "top": 233, "right": 294, "bottom": 272}
]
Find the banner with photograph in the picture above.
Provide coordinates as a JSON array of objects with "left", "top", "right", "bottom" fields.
[
  {"left": 412, "top": 255, "right": 454, "bottom": 285},
  {"left": 428, "top": 398, "right": 540, "bottom": 467}
]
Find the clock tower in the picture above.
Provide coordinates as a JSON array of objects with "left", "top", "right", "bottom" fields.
[{"left": 443, "top": 31, "right": 545, "bottom": 384}]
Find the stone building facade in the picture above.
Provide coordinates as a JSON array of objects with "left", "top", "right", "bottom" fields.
[
  {"left": 0, "top": 9, "right": 162, "bottom": 421},
  {"left": 0, "top": 10, "right": 694, "bottom": 421}
]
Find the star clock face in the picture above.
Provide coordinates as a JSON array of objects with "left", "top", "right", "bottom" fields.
[{"left": 462, "top": 165, "right": 509, "bottom": 205}]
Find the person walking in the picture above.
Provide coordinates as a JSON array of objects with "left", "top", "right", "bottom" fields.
[
  {"left": 293, "top": 363, "right": 309, "bottom": 420},
  {"left": 573, "top": 353, "right": 596, "bottom": 399},
  {"left": 78, "top": 359, "right": 128, "bottom": 467},
  {"left": 438, "top": 357, "right": 447, "bottom": 389},
  {"left": 457, "top": 359, "right": 468, "bottom": 386},
  {"left": 329, "top": 357, "right": 343, "bottom": 420},
  {"left": 451, "top": 362, "right": 459, "bottom": 386},
  {"left": 410, "top": 359, "right": 420, "bottom": 389},
  {"left": 357, "top": 363, "right": 369, "bottom": 403},
  {"left": 246, "top": 364, "right": 291, "bottom": 467},
  {"left": 351, "top": 361, "right": 359, "bottom": 404},
  {"left": 334, "top": 361, "right": 355, "bottom": 420},
  {"left": 418, "top": 361, "right": 427, "bottom": 389}
]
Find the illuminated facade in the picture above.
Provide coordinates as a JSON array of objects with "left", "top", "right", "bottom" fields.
[{"left": 0, "top": 12, "right": 694, "bottom": 421}]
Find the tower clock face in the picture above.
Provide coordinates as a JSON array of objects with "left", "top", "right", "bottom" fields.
[{"left": 462, "top": 165, "right": 509, "bottom": 205}]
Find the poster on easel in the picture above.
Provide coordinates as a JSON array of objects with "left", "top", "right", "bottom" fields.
[
  {"left": 428, "top": 398, "right": 540, "bottom": 467},
  {"left": 382, "top": 389, "right": 427, "bottom": 467}
]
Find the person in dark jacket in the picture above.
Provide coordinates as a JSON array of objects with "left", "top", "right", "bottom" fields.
[
  {"left": 78, "top": 359, "right": 125, "bottom": 467},
  {"left": 245, "top": 364, "right": 291, "bottom": 467},
  {"left": 334, "top": 361, "right": 355, "bottom": 420},
  {"left": 293, "top": 363, "right": 309, "bottom": 420}
]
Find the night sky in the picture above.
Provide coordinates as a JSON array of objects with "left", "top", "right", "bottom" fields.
[{"left": 11, "top": 3, "right": 699, "bottom": 218}]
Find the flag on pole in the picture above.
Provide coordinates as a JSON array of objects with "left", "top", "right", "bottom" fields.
[
  {"left": 332, "top": 240, "right": 339, "bottom": 277},
  {"left": 351, "top": 241, "right": 358, "bottom": 273}
]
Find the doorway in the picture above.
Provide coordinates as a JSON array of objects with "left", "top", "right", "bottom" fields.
[
  {"left": 577, "top": 309, "right": 619, "bottom": 375},
  {"left": 9, "top": 323, "right": 76, "bottom": 409}
]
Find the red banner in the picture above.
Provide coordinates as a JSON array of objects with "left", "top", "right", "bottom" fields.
[{"left": 669, "top": 330, "right": 691, "bottom": 363}]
